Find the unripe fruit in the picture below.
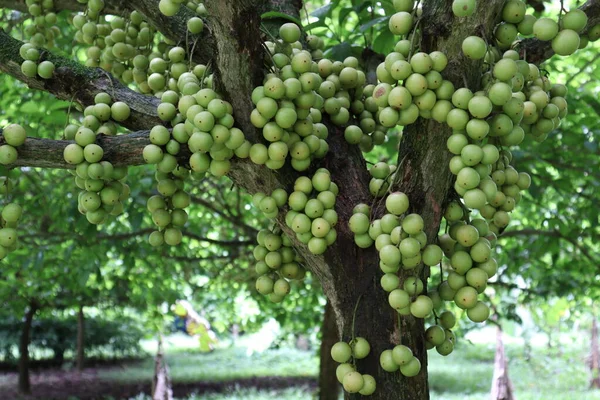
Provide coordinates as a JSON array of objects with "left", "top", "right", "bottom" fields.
[
  {"left": 331, "top": 341, "right": 352, "bottom": 363},
  {"left": 462, "top": 36, "right": 486, "bottom": 59},
  {"left": 533, "top": 18, "right": 559, "bottom": 41},
  {"left": 552, "top": 29, "right": 580, "bottom": 56},
  {"left": 351, "top": 337, "right": 371, "bottom": 359},
  {"left": 343, "top": 371, "right": 364, "bottom": 393},
  {"left": 452, "top": 0, "right": 476, "bottom": 17},
  {"left": 3, "top": 124, "right": 27, "bottom": 146},
  {"left": 389, "top": 12, "right": 413, "bottom": 35}
]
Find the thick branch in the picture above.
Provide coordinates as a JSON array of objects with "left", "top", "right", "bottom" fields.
[
  {"left": 0, "top": 0, "right": 125, "bottom": 14},
  {"left": 500, "top": 228, "right": 598, "bottom": 263},
  {"left": 0, "top": 130, "right": 177, "bottom": 169},
  {"left": 519, "top": 0, "right": 600, "bottom": 64},
  {"left": 126, "top": 0, "right": 215, "bottom": 65},
  {"left": 0, "top": 30, "right": 163, "bottom": 131}
]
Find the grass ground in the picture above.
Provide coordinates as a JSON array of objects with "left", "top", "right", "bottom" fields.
[
  {"left": 2, "top": 329, "right": 599, "bottom": 399},
  {"left": 94, "top": 329, "right": 600, "bottom": 400}
]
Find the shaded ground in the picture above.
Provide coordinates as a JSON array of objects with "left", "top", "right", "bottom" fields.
[{"left": 1, "top": 366, "right": 317, "bottom": 400}]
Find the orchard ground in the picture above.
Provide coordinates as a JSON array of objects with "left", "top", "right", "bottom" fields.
[{"left": 1, "top": 325, "right": 598, "bottom": 400}]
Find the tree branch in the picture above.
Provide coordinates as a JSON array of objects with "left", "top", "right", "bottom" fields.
[
  {"left": 20, "top": 227, "right": 253, "bottom": 247},
  {"left": 519, "top": 0, "right": 600, "bottom": 64},
  {"left": 0, "top": 30, "right": 163, "bottom": 131},
  {"left": 0, "top": 130, "right": 187, "bottom": 169},
  {"left": 500, "top": 228, "right": 598, "bottom": 264},
  {"left": 0, "top": 0, "right": 125, "bottom": 15}
]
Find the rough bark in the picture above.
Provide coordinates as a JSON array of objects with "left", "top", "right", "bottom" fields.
[
  {"left": 591, "top": 316, "right": 600, "bottom": 389},
  {"left": 0, "top": 0, "right": 125, "bottom": 14},
  {"left": 0, "top": 30, "right": 162, "bottom": 132},
  {"left": 18, "top": 302, "right": 38, "bottom": 394},
  {"left": 319, "top": 300, "right": 340, "bottom": 400},
  {"left": 0, "top": 130, "right": 170, "bottom": 169},
  {"left": 76, "top": 305, "right": 85, "bottom": 372},
  {"left": 490, "top": 326, "right": 516, "bottom": 400}
]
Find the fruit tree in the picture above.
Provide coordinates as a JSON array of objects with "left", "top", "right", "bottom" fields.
[{"left": 0, "top": 0, "right": 599, "bottom": 399}]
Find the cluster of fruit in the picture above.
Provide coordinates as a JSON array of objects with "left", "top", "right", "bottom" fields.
[
  {"left": 62, "top": 93, "right": 131, "bottom": 224},
  {"left": 158, "top": 0, "right": 206, "bottom": 17},
  {"left": 0, "top": 124, "right": 27, "bottom": 166},
  {"left": 21, "top": 0, "right": 59, "bottom": 48},
  {"left": 19, "top": 43, "right": 55, "bottom": 80},
  {"left": 0, "top": 124, "right": 27, "bottom": 260},
  {"left": 253, "top": 227, "right": 307, "bottom": 303},
  {"left": 284, "top": 171, "right": 339, "bottom": 255},
  {"left": 330, "top": 338, "right": 376, "bottom": 395}
]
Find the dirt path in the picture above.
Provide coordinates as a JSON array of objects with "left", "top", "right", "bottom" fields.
[{"left": 1, "top": 368, "right": 317, "bottom": 400}]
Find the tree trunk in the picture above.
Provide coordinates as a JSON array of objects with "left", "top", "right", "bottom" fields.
[
  {"left": 52, "top": 347, "right": 65, "bottom": 365},
  {"left": 490, "top": 326, "right": 516, "bottom": 400},
  {"left": 206, "top": 1, "right": 507, "bottom": 399},
  {"left": 152, "top": 336, "right": 173, "bottom": 400},
  {"left": 590, "top": 316, "right": 600, "bottom": 389},
  {"left": 319, "top": 300, "right": 340, "bottom": 400},
  {"left": 76, "top": 305, "right": 85, "bottom": 371},
  {"left": 18, "top": 302, "right": 38, "bottom": 394}
]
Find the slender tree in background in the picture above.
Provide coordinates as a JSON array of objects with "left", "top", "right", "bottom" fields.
[{"left": 0, "top": 0, "right": 599, "bottom": 399}]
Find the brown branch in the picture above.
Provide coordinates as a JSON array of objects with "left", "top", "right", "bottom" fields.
[
  {"left": 181, "top": 230, "right": 254, "bottom": 247},
  {"left": 566, "top": 53, "right": 600, "bottom": 86},
  {"left": 189, "top": 195, "right": 258, "bottom": 236},
  {"left": 0, "top": 130, "right": 186, "bottom": 169},
  {"left": 0, "top": 0, "right": 125, "bottom": 15},
  {"left": 519, "top": 0, "right": 600, "bottom": 64},
  {"left": 0, "top": 30, "right": 163, "bottom": 131},
  {"left": 20, "top": 227, "right": 253, "bottom": 247},
  {"left": 0, "top": 0, "right": 215, "bottom": 65},
  {"left": 500, "top": 228, "right": 598, "bottom": 264}
]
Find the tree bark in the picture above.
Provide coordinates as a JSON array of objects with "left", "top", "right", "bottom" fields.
[
  {"left": 490, "top": 326, "right": 516, "bottom": 400},
  {"left": 18, "top": 302, "right": 38, "bottom": 394},
  {"left": 76, "top": 305, "right": 85, "bottom": 371},
  {"left": 590, "top": 316, "right": 600, "bottom": 389},
  {"left": 319, "top": 300, "right": 340, "bottom": 400}
]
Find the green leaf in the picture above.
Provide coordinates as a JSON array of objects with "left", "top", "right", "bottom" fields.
[
  {"left": 359, "top": 16, "right": 389, "bottom": 33},
  {"left": 304, "top": 20, "right": 328, "bottom": 31},
  {"left": 260, "top": 11, "right": 302, "bottom": 26},
  {"left": 325, "top": 42, "right": 353, "bottom": 61},
  {"left": 311, "top": 3, "right": 334, "bottom": 19},
  {"left": 372, "top": 29, "right": 396, "bottom": 54}
]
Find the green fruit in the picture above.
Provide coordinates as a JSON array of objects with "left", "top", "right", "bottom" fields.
[
  {"left": 467, "top": 301, "right": 490, "bottom": 322},
  {"left": 351, "top": 337, "right": 370, "bottom": 359},
  {"left": 400, "top": 356, "right": 421, "bottom": 377},
  {"left": 389, "top": 12, "right": 413, "bottom": 35},
  {"left": 533, "top": 18, "right": 559, "bottom": 41},
  {"left": 462, "top": 36, "right": 486, "bottom": 59},
  {"left": 561, "top": 9, "right": 588, "bottom": 33},
  {"left": 37, "top": 61, "right": 55, "bottom": 79},
  {"left": 21, "top": 60, "right": 37, "bottom": 77},
  {"left": 502, "top": 0, "right": 526, "bottom": 24},
  {"left": 380, "top": 349, "right": 399, "bottom": 372},
  {"left": 187, "top": 17, "right": 204, "bottom": 34},
  {"left": 342, "top": 371, "right": 364, "bottom": 393},
  {"left": 552, "top": 29, "right": 580, "bottom": 56},
  {"left": 3, "top": 124, "right": 27, "bottom": 146},
  {"left": 452, "top": 0, "right": 476, "bottom": 17},
  {"left": 111, "top": 102, "right": 131, "bottom": 121},
  {"left": 331, "top": 341, "right": 352, "bottom": 363},
  {"left": 159, "top": 0, "right": 179, "bottom": 16}
]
